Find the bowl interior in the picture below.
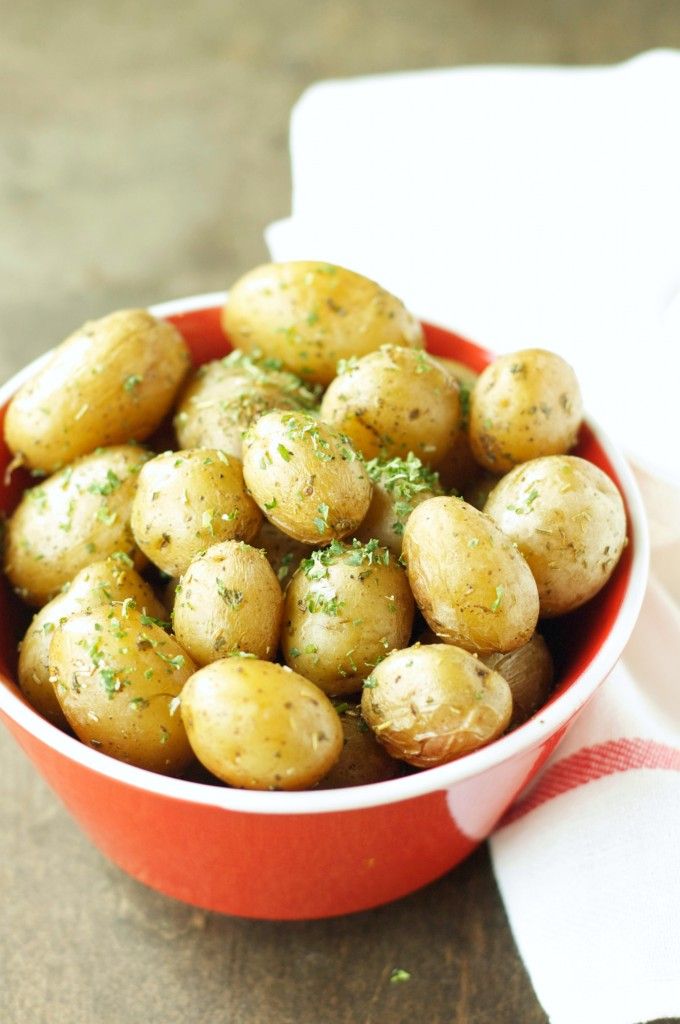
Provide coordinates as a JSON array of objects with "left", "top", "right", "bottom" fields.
[{"left": 0, "top": 304, "right": 638, "bottom": 805}]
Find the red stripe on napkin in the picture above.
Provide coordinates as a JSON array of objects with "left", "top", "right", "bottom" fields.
[{"left": 500, "top": 738, "right": 680, "bottom": 827}]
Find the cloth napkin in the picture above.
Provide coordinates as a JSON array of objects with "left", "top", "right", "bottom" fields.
[{"left": 266, "top": 50, "right": 680, "bottom": 1024}]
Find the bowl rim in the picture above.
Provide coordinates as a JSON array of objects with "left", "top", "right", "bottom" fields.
[{"left": 0, "top": 291, "right": 650, "bottom": 815}]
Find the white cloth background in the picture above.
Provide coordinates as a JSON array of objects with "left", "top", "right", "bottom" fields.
[{"left": 266, "top": 50, "right": 680, "bottom": 1024}]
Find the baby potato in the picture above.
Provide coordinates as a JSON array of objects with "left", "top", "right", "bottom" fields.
[
  {"left": 484, "top": 455, "right": 627, "bottom": 616},
  {"left": 254, "top": 519, "right": 311, "bottom": 584},
  {"left": 222, "top": 261, "right": 424, "bottom": 386},
  {"left": 242, "top": 410, "right": 372, "bottom": 545},
  {"left": 130, "top": 449, "right": 262, "bottom": 577},
  {"left": 281, "top": 539, "right": 414, "bottom": 696},
  {"left": 49, "top": 607, "right": 195, "bottom": 774},
  {"left": 180, "top": 658, "right": 343, "bottom": 790},
  {"left": 402, "top": 496, "right": 539, "bottom": 654},
  {"left": 361, "top": 644, "right": 512, "bottom": 767},
  {"left": 173, "top": 541, "right": 283, "bottom": 665},
  {"left": 317, "top": 704, "right": 402, "bottom": 788},
  {"left": 17, "top": 556, "right": 166, "bottom": 728},
  {"left": 469, "top": 348, "right": 583, "bottom": 473},
  {"left": 356, "top": 453, "right": 444, "bottom": 555},
  {"left": 174, "top": 350, "right": 319, "bottom": 458},
  {"left": 4, "top": 309, "right": 190, "bottom": 473},
  {"left": 320, "top": 345, "right": 461, "bottom": 466},
  {"left": 482, "top": 633, "right": 554, "bottom": 728},
  {"left": 4, "top": 445, "right": 150, "bottom": 607}
]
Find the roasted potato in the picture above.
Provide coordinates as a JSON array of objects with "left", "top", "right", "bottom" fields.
[
  {"left": 281, "top": 539, "right": 414, "bottom": 696},
  {"left": 173, "top": 541, "right": 283, "bottom": 665},
  {"left": 402, "top": 496, "right": 539, "bottom": 654},
  {"left": 320, "top": 345, "right": 461, "bottom": 466},
  {"left": 484, "top": 455, "right": 627, "bottom": 616},
  {"left": 4, "top": 310, "right": 190, "bottom": 472},
  {"left": 356, "top": 453, "right": 444, "bottom": 555},
  {"left": 49, "top": 607, "right": 195, "bottom": 774},
  {"left": 174, "top": 350, "right": 319, "bottom": 458},
  {"left": 482, "top": 633, "right": 554, "bottom": 728},
  {"left": 17, "top": 556, "right": 166, "bottom": 728},
  {"left": 180, "top": 657, "right": 343, "bottom": 789},
  {"left": 469, "top": 348, "right": 583, "bottom": 473},
  {"left": 4, "top": 445, "right": 150, "bottom": 607},
  {"left": 254, "top": 519, "right": 312, "bottom": 584},
  {"left": 241, "top": 410, "right": 372, "bottom": 545},
  {"left": 222, "top": 261, "right": 423, "bottom": 385},
  {"left": 361, "top": 643, "right": 512, "bottom": 767},
  {"left": 130, "top": 448, "right": 262, "bottom": 577},
  {"left": 317, "top": 703, "right": 402, "bottom": 788}
]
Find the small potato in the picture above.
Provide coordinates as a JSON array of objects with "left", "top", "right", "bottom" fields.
[
  {"left": 317, "top": 704, "right": 402, "bottom": 788},
  {"left": 180, "top": 658, "right": 343, "bottom": 790},
  {"left": 484, "top": 455, "right": 627, "bottom": 616},
  {"left": 402, "top": 496, "right": 539, "bottom": 654},
  {"left": 469, "top": 348, "right": 583, "bottom": 473},
  {"left": 281, "top": 539, "right": 415, "bottom": 696},
  {"left": 130, "top": 449, "right": 262, "bottom": 577},
  {"left": 361, "top": 644, "right": 512, "bottom": 767},
  {"left": 482, "top": 633, "right": 554, "bottom": 728},
  {"left": 17, "top": 556, "right": 166, "bottom": 728},
  {"left": 222, "top": 261, "right": 424, "bottom": 385},
  {"left": 320, "top": 346, "right": 461, "bottom": 466},
  {"left": 356, "top": 453, "right": 443, "bottom": 555},
  {"left": 174, "top": 351, "right": 319, "bottom": 458},
  {"left": 4, "top": 309, "right": 191, "bottom": 472},
  {"left": 173, "top": 541, "right": 283, "bottom": 665},
  {"left": 242, "top": 410, "right": 371, "bottom": 545},
  {"left": 254, "top": 519, "right": 311, "bottom": 584},
  {"left": 49, "top": 608, "right": 195, "bottom": 774},
  {"left": 4, "top": 445, "right": 150, "bottom": 607}
]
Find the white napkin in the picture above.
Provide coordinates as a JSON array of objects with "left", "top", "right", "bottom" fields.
[{"left": 266, "top": 51, "right": 680, "bottom": 1024}]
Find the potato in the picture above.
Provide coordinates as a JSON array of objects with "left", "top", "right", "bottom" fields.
[
  {"left": 317, "top": 704, "right": 402, "bottom": 788},
  {"left": 173, "top": 541, "right": 283, "bottom": 665},
  {"left": 17, "top": 556, "right": 166, "bottom": 729},
  {"left": 222, "top": 261, "right": 424, "bottom": 385},
  {"left": 241, "top": 410, "right": 372, "bottom": 545},
  {"left": 469, "top": 348, "right": 583, "bottom": 473},
  {"left": 361, "top": 644, "right": 512, "bottom": 767},
  {"left": 254, "top": 519, "right": 311, "bottom": 584},
  {"left": 4, "top": 445, "right": 150, "bottom": 607},
  {"left": 180, "top": 658, "right": 343, "bottom": 790},
  {"left": 281, "top": 539, "right": 415, "bottom": 696},
  {"left": 49, "top": 607, "right": 195, "bottom": 774},
  {"left": 356, "top": 453, "right": 443, "bottom": 555},
  {"left": 174, "top": 350, "right": 319, "bottom": 458},
  {"left": 484, "top": 455, "right": 627, "bottom": 616},
  {"left": 4, "top": 309, "right": 191, "bottom": 473},
  {"left": 482, "top": 633, "right": 554, "bottom": 728},
  {"left": 130, "top": 448, "right": 262, "bottom": 577},
  {"left": 320, "top": 345, "right": 461, "bottom": 466},
  {"left": 462, "top": 469, "right": 503, "bottom": 511},
  {"left": 402, "top": 496, "right": 539, "bottom": 654}
]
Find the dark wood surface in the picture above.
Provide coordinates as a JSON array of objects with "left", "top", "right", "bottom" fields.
[{"left": 2, "top": 3, "right": 679, "bottom": 1021}]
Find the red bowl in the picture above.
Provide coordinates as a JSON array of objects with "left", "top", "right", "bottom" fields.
[{"left": 0, "top": 293, "right": 649, "bottom": 920}]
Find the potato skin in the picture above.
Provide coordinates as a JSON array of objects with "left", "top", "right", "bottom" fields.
[
  {"left": 253, "top": 519, "right": 312, "bottom": 585},
  {"left": 469, "top": 348, "right": 583, "bottom": 473},
  {"left": 402, "top": 496, "right": 539, "bottom": 654},
  {"left": 361, "top": 644, "right": 512, "bottom": 767},
  {"left": 356, "top": 453, "right": 443, "bottom": 555},
  {"left": 173, "top": 541, "right": 283, "bottom": 665},
  {"left": 4, "top": 310, "right": 191, "bottom": 472},
  {"left": 130, "top": 449, "right": 262, "bottom": 577},
  {"left": 320, "top": 346, "right": 461, "bottom": 466},
  {"left": 180, "top": 658, "right": 343, "bottom": 790},
  {"left": 222, "top": 261, "right": 424, "bottom": 386},
  {"left": 281, "top": 540, "right": 415, "bottom": 696},
  {"left": 482, "top": 633, "right": 554, "bottom": 728},
  {"left": 49, "top": 608, "right": 195, "bottom": 774},
  {"left": 17, "top": 557, "right": 166, "bottom": 728},
  {"left": 317, "top": 705, "right": 402, "bottom": 788},
  {"left": 484, "top": 455, "right": 627, "bottom": 616},
  {"left": 4, "top": 445, "right": 150, "bottom": 607},
  {"left": 242, "top": 410, "right": 372, "bottom": 545}
]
